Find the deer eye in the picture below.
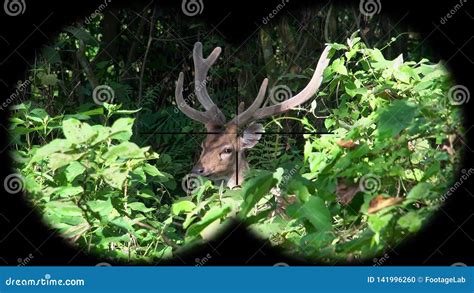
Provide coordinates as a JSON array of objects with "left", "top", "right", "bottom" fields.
[{"left": 223, "top": 148, "right": 233, "bottom": 154}]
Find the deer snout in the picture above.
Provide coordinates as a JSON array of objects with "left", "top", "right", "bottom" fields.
[{"left": 191, "top": 165, "right": 208, "bottom": 176}]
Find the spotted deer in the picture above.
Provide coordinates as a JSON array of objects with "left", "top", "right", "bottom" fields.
[{"left": 176, "top": 42, "right": 331, "bottom": 188}]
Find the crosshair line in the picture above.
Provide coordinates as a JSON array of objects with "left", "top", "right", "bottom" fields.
[
  {"left": 138, "top": 131, "right": 225, "bottom": 135},
  {"left": 254, "top": 131, "right": 333, "bottom": 135},
  {"left": 139, "top": 131, "right": 334, "bottom": 135}
]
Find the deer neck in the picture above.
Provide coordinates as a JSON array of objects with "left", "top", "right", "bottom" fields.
[{"left": 227, "top": 152, "right": 248, "bottom": 189}]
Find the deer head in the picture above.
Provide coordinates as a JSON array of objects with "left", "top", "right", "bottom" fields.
[{"left": 176, "top": 42, "right": 331, "bottom": 188}]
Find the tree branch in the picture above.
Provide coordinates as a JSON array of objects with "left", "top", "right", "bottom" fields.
[
  {"left": 138, "top": 7, "right": 157, "bottom": 105},
  {"left": 76, "top": 39, "right": 98, "bottom": 89}
]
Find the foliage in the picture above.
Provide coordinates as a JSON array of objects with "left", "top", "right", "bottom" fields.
[
  {"left": 234, "top": 33, "right": 462, "bottom": 261},
  {"left": 12, "top": 103, "right": 179, "bottom": 260}
]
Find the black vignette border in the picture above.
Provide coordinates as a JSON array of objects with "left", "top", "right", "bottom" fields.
[{"left": 0, "top": 0, "right": 472, "bottom": 265}]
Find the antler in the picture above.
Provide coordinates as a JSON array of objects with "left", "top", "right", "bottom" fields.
[
  {"left": 175, "top": 42, "right": 226, "bottom": 125},
  {"left": 229, "top": 45, "right": 331, "bottom": 127}
]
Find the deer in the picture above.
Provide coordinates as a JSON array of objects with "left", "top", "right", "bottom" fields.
[{"left": 175, "top": 42, "right": 331, "bottom": 189}]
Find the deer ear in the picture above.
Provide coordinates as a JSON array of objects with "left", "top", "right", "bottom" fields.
[{"left": 241, "top": 123, "right": 264, "bottom": 149}]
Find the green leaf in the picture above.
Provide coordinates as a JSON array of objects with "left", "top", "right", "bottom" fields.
[
  {"left": 183, "top": 215, "right": 198, "bottom": 229},
  {"left": 324, "top": 118, "right": 335, "bottom": 129},
  {"left": 63, "top": 118, "right": 96, "bottom": 144},
  {"left": 128, "top": 202, "right": 155, "bottom": 213},
  {"left": 332, "top": 58, "right": 348, "bottom": 75},
  {"left": 10, "top": 103, "right": 29, "bottom": 111},
  {"left": 110, "top": 217, "right": 134, "bottom": 232},
  {"left": 78, "top": 107, "right": 104, "bottom": 117},
  {"left": 45, "top": 201, "right": 83, "bottom": 217},
  {"left": 142, "top": 163, "right": 165, "bottom": 177},
  {"left": 131, "top": 166, "right": 146, "bottom": 183},
  {"left": 421, "top": 162, "right": 440, "bottom": 181},
  {"left": 407, "top": 182, "right": 432, "bottom": 200},
  {"left": 110, "top": 118, "right": 134, "bottom": 141},
  {"left": 31, "top": 139, "right": 72, "bottom": 163},
  {"left": 393, "top": 69, "right": 410, "bottom": 84},
  {"left": 345, "top": 81, "right": 367, "bottom": 97},
  {"left": 64, "top": 161, "right": 86, "bottom": 182},
  {"left": 61, "top": 223, "right": 90, "bottom": 238},
  {"left": 239, "top": 172, "right": 278, "bottom": 217},
  {"left": 336, "top": 229, "right": 374, "bottom": 253},
  {"left": 87, "top": 198, "right": 114, "bottom": 217},
  {"left": 394, "top": 65, "right": 417, "bottom": 84},
  {"left": 30, "top": 108, "right": 49, "bottom": 120},
  {"left": 172, "top": 200, "right": 197, "bottom": 215},
  {"left": 273, "top": 167, "right": 285, "bottom": 185},
  {"left": 300, "top": 197, "right": 332, "bottom": 231},
  {"left": 48, "top": 153, "right": 82, "bottom": 171},
  {"left": 330, "top": 43, "right": 347, "bottom": 51},
  {"left": 39, "top": 73, "right": 58, "bottom": 86},
  {"left": 137, "top": 189, "right": 155, "bottom": 199},
  {"left": 301, "top": 231, "right": 335, "bottom": 250},
  {"left": 398, "top": 211, "right": 422, "bottom": 232},
  {"left": 100, "top": 234, "right": 131, "bottom": 245},
  {"left": 45, "top": 201, "right": 86, "bottom": 226},
  {"left": 90, "top": 125, "right": 111, "bottom": 145},
  {"left": 369, "top": 48, "right": 387, "bottom": 63},
  {"left": 186, "top": 205, "right": 231, "bottom": 238},
  {"left": 348, "top": 144, "right": 370, "bottom": 159},
  {"left": 53, "top": 186, "right": 84, "bottom": 198},
  {"left": 377, "top": 100, "right": 417, "bottom": 138},
  {"left": 368, "top": 213, "right": 393, "bottom": 234},
  {"left": 64, "top": 26, "right": 95, "bottom": 44},
  {"left": 102, "top": 166, "right": 128, "bottom": 190},
  {"left": 24, "top": 174, "right": 42, "bottom": 194},
  {"left": 115, "top": 109, "right": 141, "bottom": 115},
  {"left": 102, "top": 142, "right": 144, "bottom": 162},
  {"left": 288, "top": 175, "right": 313, "bottom": 202}
]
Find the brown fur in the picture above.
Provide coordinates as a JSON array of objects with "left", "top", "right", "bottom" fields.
[{"left": 193, "top": 124, "right": 252, "bottom": 188}]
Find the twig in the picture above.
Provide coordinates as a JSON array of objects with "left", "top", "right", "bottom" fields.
[
  {"left": 324, "top": 4, "right": 333, "bottom": 43},
  {"left": 138, "top": 7, "right": 157, "bottom": 106},
  {"left": 76, "top": 40, "right": 98, "bottom": 89},
  {"left": 121, "top": 11, "right": 147, "bottom": 83}
]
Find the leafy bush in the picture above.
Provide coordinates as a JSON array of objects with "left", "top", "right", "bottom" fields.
[
  {"left": 12, "top": 103, "right": 178, "bottom": 260},
  {"left": 234, "top": 34, "right": 462, "bottom": 261}
]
